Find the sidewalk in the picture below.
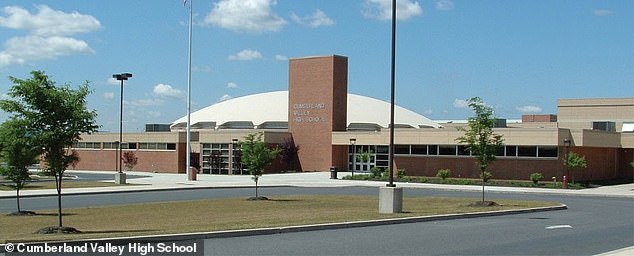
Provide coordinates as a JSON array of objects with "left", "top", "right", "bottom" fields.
[{"left": 1, "top": 170, "right": 632, "bottom": 198}]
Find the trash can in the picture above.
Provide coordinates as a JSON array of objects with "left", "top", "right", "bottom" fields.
[{"left": 330, "top": 166, "right": 338, "bottom": 179}]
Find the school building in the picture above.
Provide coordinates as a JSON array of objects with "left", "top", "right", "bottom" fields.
[{"left": 71, "top": 55, "right": 634, "bottom": 182}]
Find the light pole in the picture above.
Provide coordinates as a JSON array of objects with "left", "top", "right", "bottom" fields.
[
  {"left": 231, "top": 138, "right": 238, "bottom": 175},
  {"left": 563, "top": 138, "right": 571, "bottom": 187},
  {"left": 113, "top": 73, "right": 132, "bottom": 175},
  {"left": 350, "top": 138, "right": 356, "bottom": 177}
]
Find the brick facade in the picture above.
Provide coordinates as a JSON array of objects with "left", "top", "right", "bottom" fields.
[{"left": 288, "top": 55, "right": 348, "bottom": 172}]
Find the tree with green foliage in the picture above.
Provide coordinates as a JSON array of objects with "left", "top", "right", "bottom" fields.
[
  {"left": 0, "top": 118, "right": 40, "bottom": 214},
  {"left": 355, "top": 150, "right": 373, "bottom": 173},
  {"left": 239, "top": 132, "right": 281, "bottom": 199},
  {"left": 456, "top": 97, "right": 504, "bottom": 203},
  {"left": 563, "top": 151, "right": 587, "bottom": 183},
  {"left": 0, "top": 71, "right": 98, "bottom": 230}
]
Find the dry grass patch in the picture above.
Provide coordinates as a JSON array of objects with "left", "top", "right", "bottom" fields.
[{"left": 0, "top": 195, "right": 559, "bottom": 243}]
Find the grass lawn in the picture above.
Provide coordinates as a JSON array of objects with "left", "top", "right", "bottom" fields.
[
  {"left": 0, "top": 181, "right": 140, "bottom": 191},
  {"left": 0, "top": 195, "right": 560, "bottom": 243}
]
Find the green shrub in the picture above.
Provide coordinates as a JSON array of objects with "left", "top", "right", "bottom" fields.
[
  {"left": 436, "top": 169, "right": 451, "bottom": 180},
  {"left": 370, "top": 167, "right": 383, "bottom": 178},
  {"left": 396, "top": 169, "right": 406, "bottom": 179},
  {"left": 416, "top": 176, "right": 429, "bottom": 183},
  {"left": 480, "top": 171, "right": 493, "bottom": 183},
  {"left": 530, "top": 172, "right": 544, "bottom": 185}
]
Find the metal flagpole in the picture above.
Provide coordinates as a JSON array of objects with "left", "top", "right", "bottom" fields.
[{"left": 186, "top": 0, "right": 193, "bottom": 181}]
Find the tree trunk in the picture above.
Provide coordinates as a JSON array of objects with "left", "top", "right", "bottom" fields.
[
  {"left": 255, "top": 180, "right": 259, "bottom": 198},
  {"left": 16, "top": 187, "right": 20, "bottom": 212},
  {"left": 55, "top": 173, "right": 63, "bottom": 227},
  {"left": 481, "top": 168, "right": 485, "bottom": 203}
]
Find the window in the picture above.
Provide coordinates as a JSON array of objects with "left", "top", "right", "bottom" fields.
[
  {"left": 458, "top": 145, "right": 471, "bottom": 156},
  {"left": 438, "top": 145, "right": 457, "bottom": 156},
  {"left": 428, "top": 145, "right": 438, "bottom": 155},
  {"left": 518, "top": 146, "right": 537, "bottom": 157},
  {"left": 592, "top": 121, "right": 616, "bottom": 132},
  {"left": 138, "top": 143, "right": 175, "bottom": 151},
  {"left": 73, "top": 142, "right": 101, "bottom": 149},
  {"left": 411, "top": 145, "right": 427, "bottom": 155},
  {"left": 538, "top": 146, "right": 558, "bottom": 158},
  {"left": 505, "top": 146, "right": 517, "bottom": 157},
  {"left": 394, "top": 145, "right": 410, "bottom": 155}
]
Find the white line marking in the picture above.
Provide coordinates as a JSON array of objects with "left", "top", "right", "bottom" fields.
[{"left": 546, "top": 225, "right": 573, "bottom": 230}]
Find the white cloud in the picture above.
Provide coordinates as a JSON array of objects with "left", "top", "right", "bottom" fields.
[
  {"left": 0, "top": 5, "right": 100, "bottom": 68},
  {"left": 228, "top": 49, "right": 263, "bottom": 61},
  {"left": 453, "top": 99, "right": 469, "bottom": 109},
  {"left": 593, "top": 9, "right": 613, "bottom": 17},
  {"left": 291, "top": 9, "right": 335, "bottom": 28},
  {"left": 153, "top": 83, "right": 186, "bottom": 100},
  {"left": 103, "top": 92, "right": 114, "bottom": 99},
  {"left": 203, "top": 0, "right": 286, "bottom": 33},
  {"left": 423, "top": 109, "right": 433, "bottom": 115},
  {"left": 218, "top": 94, "right": 232, "bottom": 102},
  {"left": 436, "top": 0, "right": 454, "bottom": 11},
  {"left": 0, "top": 35, "right": 94, "bottom": 67},
  {"left": 275, "top": 54, "right": 288, "bottom": 61},
  {"left": 192, "top": 65, "right": 212, "bottom": 73},
  {"left": 107, "top": 77, "right": 120, "bottom": 85},
  {"left": 227, "top": 82, "right": 239, "bottom": 88},
  {"left": 516, "top": 105, "right": 542, "bottom": 113},
  {"left": 0, "top": 5, "right": 100, "bottom": 36},
  {"left": 362, "top": 0, "right": 422, "bottom": 21}
]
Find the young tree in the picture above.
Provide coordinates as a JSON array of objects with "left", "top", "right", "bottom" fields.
[
  {"left": 239, "top": 132, "right": 281, "bottom": 199},
  {"left": 0, "top": 118, "right": 40, "bottom": 214},
  {"left": 122, "top": 151, "right": 138, "bottom": 171},
  {"left": 455, "top": 97, "right": 504, "bottom": 204},
  {"left": 279, "top": 138, "right": 299, "bottom": 171},
  {"left": 356, "top": 150, "right": 373, "bottom": 173},
  {"left": 0, "top": 71, "right": 98, "bottom": 231},
  {"left": 563, "top": 151, "right": 587, "bottom": 183}
]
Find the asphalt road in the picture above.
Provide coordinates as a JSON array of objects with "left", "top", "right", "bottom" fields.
[{"left": 1, "top": 187, "right": 632, "bottom": 255}]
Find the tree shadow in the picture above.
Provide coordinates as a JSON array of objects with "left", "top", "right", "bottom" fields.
[
  {"left": 33, "top": 212, "right": 78, "bottom": 217},
  {"left": 80, "top": 229, "right": 159, "bottom": 235},
  {"left": 268, "top": 198, "right": 302, "bottom": 202}
]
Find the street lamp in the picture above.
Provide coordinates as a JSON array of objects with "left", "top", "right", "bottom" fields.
[
  {"left": 350, "top": 138, "right": 356, "bottom": 177},
  {"left": 113, "top": 73, "right": 132, "bottom": 175},
  {"left": 563, "top": 138, "right": 571, "bottom": 180}
]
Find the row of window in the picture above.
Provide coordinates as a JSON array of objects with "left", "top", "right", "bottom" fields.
[
  {"left": 392, "top": 144, "right": 558, "bottom": 158},
  {"left": 72, "top": 142, "right": 176, "bottom": 151},
  {"left": 200, "top": 143, "right": 244, "bottom": 175},
  {"left": 349, "top": 144, "right": 559, "bottom": 158},
  {"left": 347, "top": 144, "right": 560, "bottom": 172}
]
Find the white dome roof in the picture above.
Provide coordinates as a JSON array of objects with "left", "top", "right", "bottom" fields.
[{"left": 171, "top": 91, "right": 439, "bottom": 130}]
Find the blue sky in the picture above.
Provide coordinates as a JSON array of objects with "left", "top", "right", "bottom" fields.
[{"left": 0, "top": 0, "right": 631, "bottom": 132}]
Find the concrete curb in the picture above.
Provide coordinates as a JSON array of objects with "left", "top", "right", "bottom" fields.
[{"left": 0, "top": 204, "right": 567, "bottom": 252}]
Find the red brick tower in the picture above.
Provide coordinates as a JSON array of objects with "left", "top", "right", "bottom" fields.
[{"left": 288, "top": 55, "right": 348, "bottom": 171}]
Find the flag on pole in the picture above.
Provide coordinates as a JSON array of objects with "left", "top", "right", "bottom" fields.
[{"left": 183, "top": 0, "right": 187, "bottom": 7}]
